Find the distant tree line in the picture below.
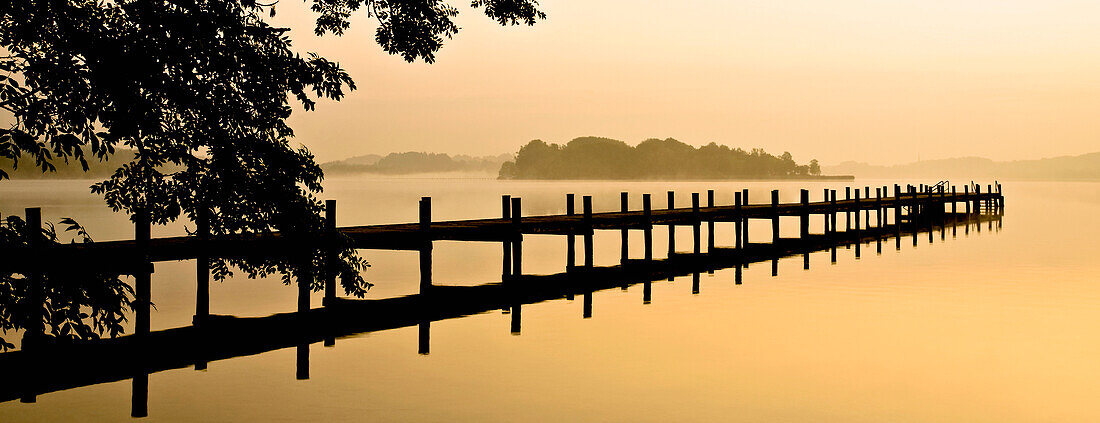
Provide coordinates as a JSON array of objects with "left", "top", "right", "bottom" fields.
[
  {"left": 0, "top": 150, "right": 180, "bottom": 179},
  {"left": 323, "top": 152, "right": 510, "bottom": 175},
  {"left": 498, "top": 137, "right": 822, "bottom": 179},
  {"left": 824, "top": 152, "right": 1100, "bottom": 181}
]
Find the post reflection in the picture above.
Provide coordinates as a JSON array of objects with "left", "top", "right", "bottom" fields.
[
  {"left": 418, "top": 321, "right": 430, "bottom": 355},
  {"left": 131, "top": 372, "right": 148, "bottom": 418},
  {"left": 510, "top": 304, "right": 521, "bottom": 335},
  {"left": 296, "top": 344, "right": 309, "bottom": 380}
]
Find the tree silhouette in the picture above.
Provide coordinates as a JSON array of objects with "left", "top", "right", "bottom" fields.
[
  {"left": 0, "top": 214, "right": 132, "bottom": 350},
  {"left": 0, "top": 0, "right": 545, "bottom": 348},
  {"left": 499, "top": 137, "right": 822, "bottom": 179}
]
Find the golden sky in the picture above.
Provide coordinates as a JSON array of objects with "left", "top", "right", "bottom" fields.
[{"left": 261, "top": 1, "right": 1098, "bottom": 164}]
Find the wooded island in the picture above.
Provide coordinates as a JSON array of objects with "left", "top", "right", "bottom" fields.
[{"left": 498, "top": 137, "right": 850, "bottom": 180}]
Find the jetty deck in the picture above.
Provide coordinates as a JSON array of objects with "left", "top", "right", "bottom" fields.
[{"left": 4, "top": 183, "right": 1003, "bottom": 262}]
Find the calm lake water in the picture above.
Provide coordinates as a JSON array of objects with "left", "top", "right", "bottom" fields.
[{"left": 1, "top": 177, "right": 1098, "bottom": 422}]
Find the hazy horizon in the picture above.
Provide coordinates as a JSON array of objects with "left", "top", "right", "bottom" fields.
[
  {"left": 262, "top": 0, "right": 1100, "bottom": 166},
  {"left": 322, "top": 141, "right": 1100, "bottom": 167}
]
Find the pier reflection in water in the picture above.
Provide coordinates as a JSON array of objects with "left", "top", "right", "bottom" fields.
[
  {"left": 7, "top": 209, "right": 1001, "bottom": 418},
  {"left": 8, "top": 179, "right": 1097, "bottom": 423}
]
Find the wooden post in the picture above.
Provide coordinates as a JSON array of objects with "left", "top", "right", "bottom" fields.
[
  {"left": 964, "top": 185, "right": 971, "bottom": 215},
  {"left": 195, "top": 206, "right": 210, "bottom": 327},
  {"left": 741, "top": 189, "right": 749, "bottom": 247},
  {"left": 875, "top": 188, "right": 883, "bottom": 228},
  {"left": 932, "top": 192, "right": 940, "bottom": 242},
  {"left": 854, "top": 190, "right": 861, "bottom": 258},
  {"left": 854, "top": 190, "right": 861, "bottom": 233},
  {"left": 667, "top": 191, "right": 676, "bottom": 256},
  {"left": 938, "top": 188, "right": 946, "bottom": 240},
  {"left": 566, "top": 194, "right": 575, "bottom": 269},
  {"left": 990, "top": 182, "right": 998, "bottom": 214},
  {"left": 583, "top": 196, "right": 594, "bottom": 267},
  {"left": 643, "top": 194, "right": 653, "bottom": 261},
  {"left": 830, "top": 190, "right": 838, "bottom": 239},
  {"left": 132, "top": 208, "right": 151, "bottom": 415},
  {"left": 852, "top": 187, "right": 861, "bottom": 235},
  {"left": 135, "top": 208, "right": 151, "bottom": 336},
  {"left": 297, "top": 248, "right": 311, "bottom": 315},
  {"left": 420, "top": 197, "right": 433, "bottom": 291},
  {"left": 950, "top": 185, "right": 957, "bottom": 216},
  {"left": 951, "top": 186, "right": 958, "bottom": 236},
  {"left": 893, "top": 184, "right": 903, "bottom": 231},
  {"left": 692, "top": 272, "right": 700, "bottom": 295},
  {"left": 620, "top": 192, "right": 629, "bottom": 264},
  {"left": 910, "top": 187, "right": 919, "bottom": 245},
  {"left": 998, "top": 183, "right": 1004, "bottom": 213},
  {"left": 976, "top": 184, "right": 985, "bottom": 215},
  {"left": 770, "top": 190, "right": 780, "bottom": 246},
  {"left": 799, "top": 189, "right": 809, "bottom": 239},
  {"left": 511, "top": 197, "right": 522, "bottom": 277},
  {"left": 875, "top": 188, "right": 883, "bottom": 254},
  {"left": 864, "top": 187, "right": 871, "bottom": 229},
  {"left": 975, "top": 185, "right": 982, "bottom": 233},
  {"left": 734, "top": 192, "right": 743, "bottom": 248},
  {"left": 997, "top": 183, "right": 1003, "bottom": 213},
  {"left": 692, "top": 193, "right": 701, "bottom": 255},
  {"left": 882, "top": 185, "right": 889, "bottom": 225},
  {"left": 23, "top": 208, "right": 44, "bottom": 345},
  {"left": 707, "top": 189, "right": 715, "bottom": 252},
  {"left": 894, "top": 185, "right": 903, "bottom": 250},
  {"left": 583, "top": 291, "right": 593, "bottom": 319},
  {"left": 502, "top": 195, "right": 512, "bottom": 277},
  {"left": 324, "top": 200, "right": 337, "bottom": 304},
  {"left": 192, "top": 205, "right": 212, "bottom": 369},
  {"left": 643, "top": 281, "right": 652, "bottom": 303},
  {"left": 845, "top": 187, "right": 851, "bottom": 232},
  {"left": 823, "top": 188, "right": 830, "bottom": 235}
]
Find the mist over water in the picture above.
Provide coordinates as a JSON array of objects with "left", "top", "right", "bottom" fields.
[{"left": 1, "top": 177, "right": 1097, "bottom": 422}]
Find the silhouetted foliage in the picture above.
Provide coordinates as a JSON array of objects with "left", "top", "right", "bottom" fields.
[
  {"left": 309, "top": 0, "right": 546, "bottom": 63},
  {"left": 0, "top": 0, "right": 544, "bottom": 345},
  {"left": 0, "top": 215, "right": 131, "bottom": 351},
  {"left": 499, "top": 137, "right": 822, "bottom": 179}
]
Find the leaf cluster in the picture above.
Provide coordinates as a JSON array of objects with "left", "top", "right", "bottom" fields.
[
  {"left": 1, "top": 0, "right": 368, "bottom": 294},
  {"left": 0, "top": 0, "right": 545, "bottom": 339},
  {"left": 308, "top": 0, "right": 546, "bottom": 63},
  {"left": 0, "top": 214, "right": 132, "bottom": 351}
]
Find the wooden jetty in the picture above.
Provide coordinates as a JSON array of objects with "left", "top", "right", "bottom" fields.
[{"left": 1, "top": 182, "right": 1005, "bottom": 416}]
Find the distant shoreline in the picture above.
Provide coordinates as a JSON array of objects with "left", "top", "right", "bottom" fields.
[{"left": 499, "top": 175, "right": 855, "bottom": 181}]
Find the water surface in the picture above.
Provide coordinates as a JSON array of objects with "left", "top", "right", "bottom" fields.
[{"left": 1, "top": 178, "right": 1096, "bottom": 422}]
